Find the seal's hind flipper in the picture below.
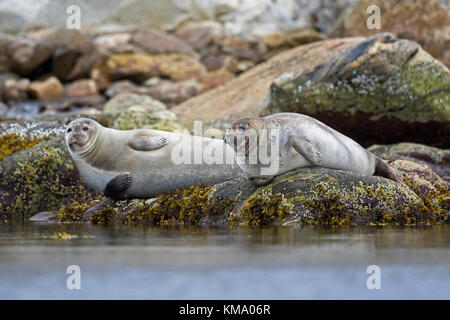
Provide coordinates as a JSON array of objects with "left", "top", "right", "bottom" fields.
[
  {"left": 290, "top": 137, "right": 322, "bottom": 166},
  {"left": 374, "top": 157, "right": 403, "bottom": 183},
  {"left": 129, "top": 133, "right": 168, "bottom": 151},
  {"left": 104, "top": 172, "right": 132, "bottom": 200}
]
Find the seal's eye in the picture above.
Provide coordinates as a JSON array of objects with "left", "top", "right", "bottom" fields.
[
  {"left": 83, "top": 127, "right": 89, "bottom": 131},
  {"left": 67, "top": 128, "right": 72, "bottom": 133},
  {"left": 238, "top": 125, "right": 245, "bottom": 132}
]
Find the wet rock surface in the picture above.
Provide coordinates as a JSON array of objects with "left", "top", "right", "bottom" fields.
[{"left": 52, "top": 162, "right": 448, "bottom": 227}]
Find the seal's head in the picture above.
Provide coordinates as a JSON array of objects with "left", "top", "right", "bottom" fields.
[
  {"left": 65, "top": 118, "right": 99, "bottom": 154},
  {"left": 225, "top": 117, "right": 266, "bottom": 153}
]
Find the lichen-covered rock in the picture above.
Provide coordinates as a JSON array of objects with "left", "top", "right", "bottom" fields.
[
  {"left": 54, "top": 162, "right": 449, "bottom": 227},
  {"left": 261, "top": 33, "right": 450, "bottom": 148},
  {"left": 368, "top": 143, "right": 450, "bottom": 182},
  {"left": 329, "top": 0, "right": 450, "bottom": 68}
]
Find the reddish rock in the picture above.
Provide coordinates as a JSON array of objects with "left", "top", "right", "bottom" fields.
[
  {"left": 145, "top": 77, "right": 203, "bottom": 106},
  {"left": 131, "top": 28, "right": 195, "bottom": 56},
  {"left": 175, "top": 21, "right": 223, "bottom": 50}
]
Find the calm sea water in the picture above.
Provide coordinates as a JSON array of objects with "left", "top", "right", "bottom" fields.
[{"left": 0, "top": 221, "right": 448, "bottom": 299}]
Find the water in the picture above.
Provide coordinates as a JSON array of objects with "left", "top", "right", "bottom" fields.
[{"left": 0, "top": 221, "right": 448, "bottom": 299}]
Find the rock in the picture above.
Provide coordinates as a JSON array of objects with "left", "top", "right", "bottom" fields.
[
  {"left": 106, "top": 53, "right": 206, "bottom": 82},
  {"left": 93, "top": 33, "right": 132, "bottom": 53},
  {"left": 263, "top": 28, "right": 325, "bottom": 50},
  {"left": 175, "top": 20, "right": 223, "bottom": 51},
  {"left": 64, "top": 79, "right": 98, "bottom": 97},
  {"left": 203, "top": 128, "right": 225, "bottom": 139},
  {"left": 202, "top": 55, "right": 238, "bottom": 72},
  {"left": 390, "top": 160, "right": 448, "bottom": 200},
  {"left": 43, "top": 95, "right": 105, "bottom": 112},
  {"left": 53, "top": 164, "right": 448, "bottom": 227},
  {"left": 105, "top": 80, "right": 145, "bottom": 98},
  {"left": 103, "top": 93, "right": 166, "bottom": 113},
  {"left": 220, "top": 34, "right": 267, "bottom": 62},
  {"left": 368, "top": 143, "right": 450, "bottom": 182},
  {"left": 106, "top": 52, "right": 157, "bottom": 82},
  {"left": 131, "top": 28, "right": 195, "bottom": 56},
  {"left": 42, "top": 29, "right": 97, "bottom": 81},
  {"left": 171, "top": 37, "right": 361, "bottom": 129},
  {"left": 0, "top": 34, "right": 52, "bottom": 75},
  {"left": 144, "top": 78, "right": 203, "bottom": 106},
  {"left": 261, "top": 33, "right": 450, "bottom": 148},
  {"left": 201, "top": 69, "right": 234, "bottom": 91},
  {"left": 66, "top": 51, "right": 105, "bottom": 81},
  {"left": 156, "top": 54, "right": 207, "bottom": 81},
  {"left": 29, "top": 76, "right": 64, "bottom": 101},
  {"left": 0, "top": 74, "right": 29, "bottom": 102},
  {"left": 329, "top": 0, "right": 450, "bottom": 67}
]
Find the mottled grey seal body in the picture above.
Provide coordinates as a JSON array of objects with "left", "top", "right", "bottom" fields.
[
  {"left": 225, "top": 112, "right": 401, "bottom": 185},
  {"left": 66, "top": 118, "right": 242, "bottom": 199}
]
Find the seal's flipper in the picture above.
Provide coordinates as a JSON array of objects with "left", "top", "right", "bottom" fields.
[
  {"left": 374, "top": 157, "right": 403, "bottom": 183},
  {"left": 129, "top": 134, "right": 168, "bottom": 151},
  {"left": 290, "top": 137, "right": 322, "bottom": 166},
  {"left": 104, "top": 172, "right": 132, "bottom": 200}
]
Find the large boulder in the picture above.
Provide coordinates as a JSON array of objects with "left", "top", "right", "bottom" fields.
[
  {"left": 261, "top": 33, "right": 450, "bottom": 148},
  {"left": 369, "top": 143, "right": 450, "bottom": 182},
  {"left": 53, "top": 161, "right": 449, "bottom": 226},
  {"left": 329, "top": 0, "right": 450, "bottom": 68},
  {"left": 171, "top": 37, "right": 363, "bottom": 129}
]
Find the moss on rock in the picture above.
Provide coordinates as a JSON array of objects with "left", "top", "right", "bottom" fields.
[{"left": 262, "top": 33, "right": 450, "bottom": 148}]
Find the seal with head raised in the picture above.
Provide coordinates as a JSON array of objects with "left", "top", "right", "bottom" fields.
[
  {"left": 225, "top": 112, "right": 402, "bottom": 186},
  {"left": 65, "top": 118, "right": 243, "bottom": 200}
]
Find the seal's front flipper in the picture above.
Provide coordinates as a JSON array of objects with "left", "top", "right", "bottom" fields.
[
  {"left": 129, "top": 133, "right": 168, "bottom": 151},
  {"left": 374, "top": 157, "right": 403, "bottom": 183},
  {"left": 104, "top": 172, "right": 132, "bottom": 200},
  {"left": 290, "top": 137, "right": 322, "bottom": 166}
]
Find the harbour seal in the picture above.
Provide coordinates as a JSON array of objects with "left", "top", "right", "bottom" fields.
[
  {"left": 225, "top": 112, "right": 402, "bottom": 186},
  {"left": 65, "top": 118, "right": 242, "bottom": 200}
]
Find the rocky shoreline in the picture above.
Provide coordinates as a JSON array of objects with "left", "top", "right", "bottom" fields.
[{"left": 0, "top": 0, "right": 449, "bottom": 227}]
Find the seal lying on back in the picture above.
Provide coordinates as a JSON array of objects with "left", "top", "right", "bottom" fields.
[
  {"left": 225, "top": 112, "right": 402, "bottom": 186},
  {"left": 66, "top": 118, "right": 242, "bottom": 200}
]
